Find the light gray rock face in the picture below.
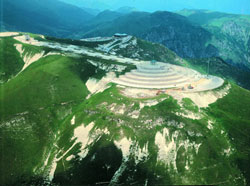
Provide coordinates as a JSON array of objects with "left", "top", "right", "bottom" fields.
[
  {"left": 143, "top": 24, "right": 218, "bottom": 59},
  {"left": 208, "top": 20, "right": 250, "bottom": 69}
]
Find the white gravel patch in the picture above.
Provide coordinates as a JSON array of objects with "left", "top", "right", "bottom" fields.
[
  {"left": 155, "top": 128, "right": 202, "bottom": 171},
  {"left": 14, "top": 35, "right": 41, "bottom": 45},
  {"left": 47, "top": 122, "right": 95, "bottom": 181},
  {"left": 71, "top": 115, "right": 75, "bottom": 125},
  {"left": 128, "top": 110, "right": 140, "bottom": 119},
  {"left": 169, "top": 83, "right": 230, "bottom": 108},
  {"left": 134, "top": 143, "right": 149, "bottom": 164},
  {"left": 0, "top": 32, "right": 19, "bottom": 37},
  {"left": 15, "top": 43, "right": 44, "bottom": 72},
  {"left": 86, "top": 72, "right": 115, "bottom": 96},
  {"left": 155, "top": 128, "right": 177, "bottom": 170},
  {"left": 176, "top": 111, "right": 202, "bottom": 120},
  {"left": 139, "top": 98, "right": 166, "bottom": 110},
  {"left": 114, "top": 138, "right": 132, "bottom": 159},
  {"left": 66, "top": 155, "right": 75, "bottom": 161},
  {"left": 43, "top": 52, "right": 63, "bottom": 58},
  {"left": 120, "top": 87, "right": 158, "bottom": 98},
  {"left": 73, "top": 122, "right": 95, "bottom": 158},
  {"left": 96, "top": 36, "right": 133, "bottom": 53},
  {"left": 87, "top": 59, "right": 126, "bottom": 72},
  {"left": 15, "top": 43, "right": 24, "bottom": 55},
  {"left": 48, "top": 156, "right": 58, "bottom": 181},
  {"left": 116, "top": 104, "right": 126, "bottom": 115},
  {"left": 207, "top": 120, "right": 214, "bottom": 130},
  {"left": 22, "top": 52, "right": 44, "bottom": 71}
]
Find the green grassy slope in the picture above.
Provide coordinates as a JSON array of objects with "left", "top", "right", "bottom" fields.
[
  {"left": 1, "top": 59, "right": 250, "bottom": 186},
  {"left": 0, "top": 34, "right": 48, "bottom": 83},
  {"left": 208, "top": 83, "right": 250, "bottom": 185},
  {"left": 0, "top": 36, "right": 137, "bottom": 184},
  {"left": 1, "top": 33, "right": 250, "bottom": 186},
  {"left": 1, "top": 55, "right": 93, "bottom": 118},
  {"left": 0, "top": 37, "right": 24, "bottom": 82},
  {"left": 48, "top": 82, "right": 250, "bottom": 186},
  {"left": 0, "top": 54, "right": 104, "bottom": 185}
]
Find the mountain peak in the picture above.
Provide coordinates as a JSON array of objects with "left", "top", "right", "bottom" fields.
[{"left": 116, "top": 6, "right": 138, "bottom": 14}]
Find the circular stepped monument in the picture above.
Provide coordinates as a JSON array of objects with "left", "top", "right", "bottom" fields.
[{"left": 112, "top": 61, "right": 202, "bottom": 89}]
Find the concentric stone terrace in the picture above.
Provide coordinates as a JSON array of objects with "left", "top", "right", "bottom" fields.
[{"left": 113, "top": 62, "right": 202, "bottom": 89}]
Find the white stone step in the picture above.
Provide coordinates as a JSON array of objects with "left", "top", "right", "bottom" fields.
[
  {"left": 130, "top": 70, "right": 178, "bottom": 77},
  {"left": 137, "top": 68, "right": 167, "bottom": 73},
  {"left": 118, "top": 76, "right": 190, "bottom": 86},
  {"left": 113, "top": 79, "right": 190, "bottom": 89},
  {"left": 125, "top": 72, "right": 184, "bottom": 81},
  {"left": 137, "top": 65, "right": 166, "bottom": 71}
]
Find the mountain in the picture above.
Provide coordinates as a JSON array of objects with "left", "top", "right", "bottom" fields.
[
  {"left": 0, "top": 0, "right": 93, "bottom": 37},
  {"left": 65, "top": 10, "right": 124, "bottom": 37},
  {"left": 177, "top": 9, "right": 250, "bottom": 70},
  {"left": 116, "top": 6, "right": 138, "bottom": 14},
  {"left": 0, "top": 32, "right": 250, "bottom": 186},
  {"left": 59, "top": 0, "right": 111, "bottom": 11},
  {"left": 74, "top": 9, "right": 250, "bottom": 72},
  {"left": 80, "top": 7, "right": 101, "bottom": 16},
  {"left": 75, "top": 11, "right": 218, "bottom": 60},
  {"left": 58, "top": 0, "right": 250, "bottom": 15},
  {"left": 88, "top": 10, "right": 123, "bottom": 25}
]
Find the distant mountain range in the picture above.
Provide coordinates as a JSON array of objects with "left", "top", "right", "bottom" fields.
[
  {"left": 0, "top": 0, "right": 93, "bottom": 37},
  {"left": 59, "top": 0, "right": 111, "bottom": 11},
  {"left": 75, "top": 11, "right": 217, "bottom": 60},
  {"left": 115, "top": 6, "right": 138, "bottom": 14},
  {"left": 58, "top": 0, "right": 250, "bottom": 15},
  {"left": 1, "top": 0, "right": 250, "bottom": 74},
  {"left": 72, "top": 9, "right": 250, "bottom": 71},
  {"left": 178, "top": 9, "right": 250, "bottom": 69},
  {"left": 87, "top": 10, "right": 123, "bottom": 25}
]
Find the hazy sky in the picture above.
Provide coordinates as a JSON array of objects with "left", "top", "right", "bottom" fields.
[{"left": 60, "top": 0, "right": 250, "bottom": 14}]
